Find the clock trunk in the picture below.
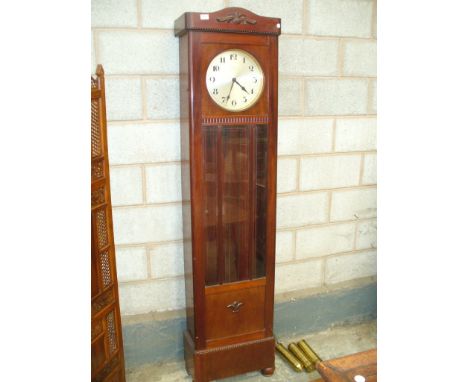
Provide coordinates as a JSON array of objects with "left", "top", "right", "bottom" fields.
[{"left": 175, "top": 8, "right": 281, "bottom": 382}]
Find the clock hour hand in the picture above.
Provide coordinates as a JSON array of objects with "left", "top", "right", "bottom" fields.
[{"left": 233, "top": 79, "right": 249, "bottom": 94}]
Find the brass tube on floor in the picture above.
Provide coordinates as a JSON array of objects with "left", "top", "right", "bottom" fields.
[
  {"left": 297, "top": 339, "right": 322, "bottom": 365},
  {"left": 288, "top": 343, "right": 315, "bottom": 372},
  {"left": 275, "top": 342, "right": 303, "bottom": 372}
]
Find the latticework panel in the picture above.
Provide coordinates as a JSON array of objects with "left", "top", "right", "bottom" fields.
[
  {"left": 106, "top": 310, "right": 118, "bottom": 354},
  {"left": 99, "top": 251, "right": 112, "bottom": 288},
  {"left": 92, "top": 99, "right": 102, "bottom": 158},
  {"left": 92, "top": 320, "right": 103, "bottom": 340},
  {"left": 95, "top": 209, "right": 109, "bottom": 249},
  {"left": 92, "top": 187, "right": 106, "bottom": 207},
  {"left": 92, "top": 159, "right": 105, "bottom": 180}
]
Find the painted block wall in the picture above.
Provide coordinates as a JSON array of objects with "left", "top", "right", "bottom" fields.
[{"left": 91, "top": 0, "right": 377, "bottom": 317}]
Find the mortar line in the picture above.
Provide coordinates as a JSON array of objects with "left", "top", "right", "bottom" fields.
[
  {"left": 359, "top": 153, "right": 366, "bottom": 185},
  {"left": 141, "top": 164, "right": 147, "bottom": 203},
  {"left": 137, "top": 0, "right": 142, "bottom": 29},
  {"left": 353, "top": 220, "right": 359, "bottom": 251},
  {"left": 110, "top": 160, "right": 189, "bottom": 169},
  {"left": 112, "top": 199, "right": 189, "bottom": 210},
  {"left": 106, "top": 74, "right": 180, "bottom": 79},
  {"left": 116, "top": 238, "right": 186, "bottom": 249},
  {"left": 107, "top": 118, "right": 180, "bottom": 125},
  {"left": 320, "top": 258, "right": 326, "bottom": 286},
  {"left": 119, "top": 274, "right": 185, "bottom": 286},
  {"left": 277, "top": 183, "right": 377, "bottom": 197},
  {"left": 338, "top": 38, "right": 345, "bottom": 76},
  {"left": 367, "top": 79, "right": 376, "bottom": 115},
  {"left": 141, "top": 76, "right": 148, "bottom": 120},
  {"left": 146, "top": 245, "right": 151, "bottom": 279},
  {"left": 327, "top": 190, "right": 332, "bottom": 222},
  {"left": 277, "top": 247, "right": 377, "bottom": 267},
  {"left": 279, "top": 74, "right": 376, "bottom": 80},
  {"left": 302, "top": 0, "right": 308, "bottom": 36},
  {"left": 275, "top": 216, "right": 377, "bottom": 233},
  {"left": 332, "top": 118, "right": 337, "bottom": 152},
  {"left": 282, "top": 34, "right": 376, "bottom": 41},
  {"left": 93, "top": 30, "right": 100, "bottom": 67},
  {"left": 278, "top": 152, "right": 377, "bottom": 160},
  {"left": 301, "top": 77, "right": 306, "bottom": 116},
  {"left": 296, "top": 157, "right": 301, "bottom": 191},
  {"left": 279, "top": 115, "right": 377, "bottom": 120},
  {"left": 292, "top": 230, "right": 297, "bottom": 260},
  {"left": 372, "top": 0, "right": 377, "bottom": 39},
  {"left": 91, "top": 26, "right": 377, "bottom": 42}
]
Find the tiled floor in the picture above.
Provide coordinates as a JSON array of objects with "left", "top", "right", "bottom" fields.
[{"left": 126, "top": 320, "right": 377, "bottom": 382}]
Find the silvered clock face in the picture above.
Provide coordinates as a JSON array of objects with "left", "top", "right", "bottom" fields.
[{"left": 205, "top": 49, "right": 264, "bottom": 112}]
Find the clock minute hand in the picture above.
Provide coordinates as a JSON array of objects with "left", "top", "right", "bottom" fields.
[
  {"left": 233, "top": 79, "right": 249, "bottom": 94},
  {"left": 226, "top": 78, "right": 235, "bottom": 101}
]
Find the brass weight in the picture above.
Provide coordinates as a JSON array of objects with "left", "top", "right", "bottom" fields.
[
  {"left": 288, "top": 343, "right": 315, "bottom": 372},
  {"left": 275, "top": 342, "right": 303, "bottom": 372},
  {"left": 297, "top": 339, "right": 322, "bottom": 365}
]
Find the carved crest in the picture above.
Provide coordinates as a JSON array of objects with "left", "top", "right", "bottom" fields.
[{"left": 216, "top": 11, "right": 257, "bottom": 25}]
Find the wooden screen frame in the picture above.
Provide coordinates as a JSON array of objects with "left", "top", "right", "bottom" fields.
[{"left": 91, "top": 65, "right": 126, "bottom": 382}]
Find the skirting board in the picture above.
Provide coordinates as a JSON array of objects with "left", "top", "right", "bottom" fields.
[{"left": 122, "top": 281, "right": 377, "bottom": 369}]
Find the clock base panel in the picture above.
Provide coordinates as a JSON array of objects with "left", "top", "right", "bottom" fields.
[{"left": 183, "top": 330, "right": 275, "bottom": 382}]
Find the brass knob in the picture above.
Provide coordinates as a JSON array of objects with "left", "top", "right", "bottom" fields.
[{"left": 227, "top": 301, "right": 243, "bottom": 312}]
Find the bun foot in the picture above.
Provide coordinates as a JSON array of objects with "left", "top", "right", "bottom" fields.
[{"left": 261, "top": 367, "right": 275, "bottom": 377}]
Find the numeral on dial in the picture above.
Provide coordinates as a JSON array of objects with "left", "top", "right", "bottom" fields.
[
  {"left": 212, "top": 89, "right": 218, "bottom": 95},
  {"left": 213, "top": 65, "right": 220, "bottom": 71}
]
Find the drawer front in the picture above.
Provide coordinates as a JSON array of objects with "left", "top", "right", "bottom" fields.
[{"left": 205, "top": 280, "right": 266, "bottom": 341}]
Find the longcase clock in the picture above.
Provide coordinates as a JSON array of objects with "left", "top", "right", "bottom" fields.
[{"left": 174, "top": 8, "right": 281, "bottom": 382}]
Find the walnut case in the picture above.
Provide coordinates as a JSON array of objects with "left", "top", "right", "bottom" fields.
[{"left": 175, "top": 8, "right": 281, "bottom": 381}]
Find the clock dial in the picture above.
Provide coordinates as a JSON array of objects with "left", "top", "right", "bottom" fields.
[{"left": 206, "top": 49, "right": 264, "bottom": 112}]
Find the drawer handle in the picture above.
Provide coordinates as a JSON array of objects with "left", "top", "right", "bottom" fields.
[{"left": 227, "top": 301, "right": 244, "bottom": 313}]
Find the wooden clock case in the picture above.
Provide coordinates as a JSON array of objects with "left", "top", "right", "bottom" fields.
[{"left": 174, "top": 8, "right": 281, "bottom": 381}]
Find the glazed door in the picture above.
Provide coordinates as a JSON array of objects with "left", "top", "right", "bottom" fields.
[
  {"left": 91, "top": 66, "right": 126, "bottom": 382},
  {"left": 202, "top": 124, "right": 268, "bottom": 286}
]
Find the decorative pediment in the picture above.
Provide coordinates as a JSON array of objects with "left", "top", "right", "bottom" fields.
[{"left": 216, "top": 11, "right": 257, "bottom": 25}]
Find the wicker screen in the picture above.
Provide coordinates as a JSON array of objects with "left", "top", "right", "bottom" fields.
[{"left": 91, "top": 65, "right": 126, "bottom": 382}]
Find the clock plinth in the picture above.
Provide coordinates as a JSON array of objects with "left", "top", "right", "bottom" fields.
[{"left": 175, "top": 8, "right": 281, "bottom": 381}]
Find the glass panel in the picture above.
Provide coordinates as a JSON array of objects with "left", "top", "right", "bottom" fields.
[
  {"left": 203, "top": 126, "right": 219, "bottom": 285},
  {"left": 202, "top": 124, "right": 268, "bottom": 285},
  {"left": 254, "top": 125, "right": 268, "bottom": 278},
  {"left": 222, "top": 127, "right": 250, "bottom": 283}
]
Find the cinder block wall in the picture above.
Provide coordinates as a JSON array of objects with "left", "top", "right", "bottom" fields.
[{"left": 92, "top": 0, "right": 377, "bottom": 317}]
